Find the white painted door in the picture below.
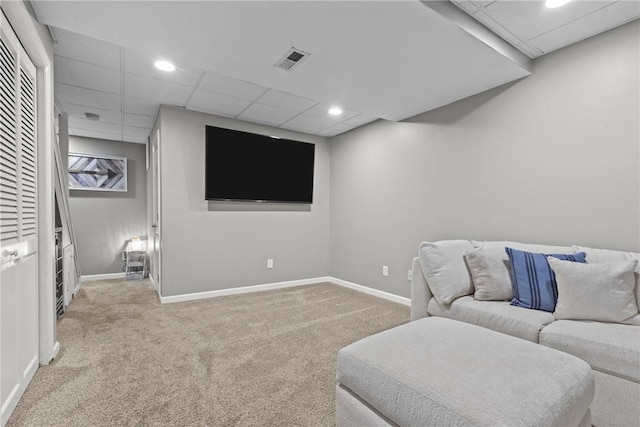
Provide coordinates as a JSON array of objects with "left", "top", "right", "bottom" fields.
[
  {"left": 150, "top": 129, "right": 161, "bottom": 294},
  {"left": 0, "top": 12, "right": 39, "bottom": 426}
]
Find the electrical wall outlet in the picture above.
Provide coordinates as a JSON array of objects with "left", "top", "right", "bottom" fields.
[
  {"left": 267, "top": 259, "right": 273, "bottom": 269},
  {"left": 408, "top": 269, "right": 413, "bottom": 281},
  {"left": 382, "top": 265, "right": 389, "bottom": 277}
]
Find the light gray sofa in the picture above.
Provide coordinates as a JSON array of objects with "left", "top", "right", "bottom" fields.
[{"left": 411, "top": 241, "right": 640, "bottom": 427}]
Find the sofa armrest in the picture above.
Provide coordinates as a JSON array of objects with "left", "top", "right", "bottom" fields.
[{"left": 411, "top": 257, "right": 432, "bottom": 321}]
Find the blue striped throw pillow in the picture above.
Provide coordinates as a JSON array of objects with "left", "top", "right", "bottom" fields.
[{"left": 505, "top": 247, "right": 586, "bottom": 312}]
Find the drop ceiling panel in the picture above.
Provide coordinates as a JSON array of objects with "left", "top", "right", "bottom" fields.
[
  {"left": 482, "top": 1, "right": 610, "bottom": 41},
  {"left": 71, "top": 127, "right": 122, "bottom": 142},
  {"left": 303, "top": 104, "right": 359, "bottom": 122},
  {"left": 54, "top": 56, "right": 121, "bottom": 94},
  {"left": 55, "top": 83, "right": 121, "bottom": 111},
  {"left": 124, "top": 48, "right": 202, "bottom": 86},
  {"left": 315, "top": 123, "right": 355, "bottom": 137},
  {"left": 473, "top": 10, "right": 523, "bottom": 47},
  {"left": 187, "top": 88, "right": 253, "bottom": 117},
  {"left": 124, "top": 96, "right": 159, "bottom": 116},
  {"left": 198, "top": 72, "right": 268, "bottom": 101},
  {"left": 70, "top": 117, "right": 122, "bottom": 134},
  {"left": 124, "top": 73, "right": 193, "bottom": 104},
  {"left": 52, "top": 27, "right": 120, "bottom": 69},
  {"left": 124, "top": 113, "right": 155, "bottom": 128},
  {"left": 60, "top": 102, "right": 122, "bottom": 125},
  {"left": 123, "top": 126, "right": 151, "bottom": 139},
  {"left": 342, "top": 114, "right": 377, "bottom": 127},
  {"left": 237, "top": 103, "right": 300, "bottom": 126},
  {"left": 255, "top": 90, "right": 317, "bottom": 113},
  {"left": 281, "top": 115, "right": 337, "bottom": 134},
  {"left": 529, "top": 1, "right": 640, "bottom": 53}
]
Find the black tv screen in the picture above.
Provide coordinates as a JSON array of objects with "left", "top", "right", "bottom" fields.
[{"left": 205, "top": 125, "right": 315, "bottom": 203}]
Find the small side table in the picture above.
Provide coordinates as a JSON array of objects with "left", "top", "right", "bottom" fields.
[{"left": 124, "top": 240, "right": 147, "bottom": 280}]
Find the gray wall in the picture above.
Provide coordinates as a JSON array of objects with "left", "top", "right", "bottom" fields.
[
  {"left": 158, "top": 106, "right": 331, "bottom": 297},
  {"left": 330, "top": 20, "right": 640, "bottom": 298},
  {"left": 69, "top": 136, "right": 148, "bottom": 275}
]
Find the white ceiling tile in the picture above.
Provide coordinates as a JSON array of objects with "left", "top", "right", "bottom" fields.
[
  {"left": 315, "top": 123, "right": 355, "bottom": 137},
  {"left": 483, "top": 1, "right": 611, "bottom": 41},
  {"left": 60, "top": 102, "right": 121, "bottom": 125},
  {"left": 52, "top": 27, "right": 120, "bottom": 70},
  {"left": 55, "top": 56, "right": 121, "bottom": 94},
  {"left": 123, "top": 126, "right": 152, "bottom": 139},
  {"left": 342, "top": 114, "right": 378, "bottom": 127},
  {"left": 257, "top": 90, "right": 317, "bottom": 112},
  {"left": 187, "top": 88, "right": 253, "bottom": 117},
  {"left": 124, "top": 97, "right": 159, "bottom": 116},
  {"left": 55, "top": 83, "right": 121, "bottom": 111},
  {"left": 237, "top": 103, "right": 300, "bottom": 126},
  {"left": 124, "top": 113, "right": 155, "bottom": 128},
  {"left": 71, "top": 128, "right": 122, "bottom": 142},
  {"left": 199, "top": 72, "right": 268, "bottom": 101},
  {"left": 303, "top": 103, "right": 359, "bottom": 122},
  {"left": 472, "top": 11, "right": 523, "bottom": 47},
  {"left": 70, "top": 117, "right": 122, "bottom": 134},
  {"left": 124, "top": 73, "right": 193, "bottom": 104},
  {"left": 529, "top": 1, "right": 640, "bottom": 54},
  {"left": 280, "top": 115, "right": 336, "bottom": 134},
  {"left": 124, "top": 48, "right": 202, "bottom": 86}
]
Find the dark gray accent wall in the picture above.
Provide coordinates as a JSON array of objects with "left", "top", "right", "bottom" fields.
[
  {"left": 330, "top": 20, "right": 640, "bottom": 298},
  {"left": 69, "top": 136, "right": 148, "bottom": 276},
  {"left": 158, "top": 107, "right": 331, "bottom": 297}
]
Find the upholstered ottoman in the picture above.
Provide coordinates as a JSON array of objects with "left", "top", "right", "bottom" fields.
[{"left": 336, "top": 317, "right": 594, "bottom": 427}]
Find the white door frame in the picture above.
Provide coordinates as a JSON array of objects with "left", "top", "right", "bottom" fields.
[
  {"left": 151, "top": 129, "right": 162, "bottom": 296},
  {"left": 2, "top": 1, "right": 58, "bottom": 365}
]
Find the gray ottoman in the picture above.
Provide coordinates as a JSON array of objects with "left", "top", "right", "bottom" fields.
[{"left": 336, "top": 317, "right": 594, "bottom": 427}]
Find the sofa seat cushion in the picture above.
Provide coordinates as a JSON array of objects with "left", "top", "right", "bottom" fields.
[
  {"left": 540, "top": 320, "right": 640, "bottom": 383},
  {"left": 428, "top": 296, "right": 555, "bottom": 342},
  {"left": 336, "top": 317, "right": 594, "bottom": 427}
]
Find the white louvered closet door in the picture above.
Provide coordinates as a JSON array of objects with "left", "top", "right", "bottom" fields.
[{"left": 0, "top": 11, "right": 39, "bottom": 427}]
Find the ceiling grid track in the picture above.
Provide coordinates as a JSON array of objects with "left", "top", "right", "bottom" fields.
[
  {"left": 183, "top": 71, "right": 207, "bottom": 107},
  {"left": 233, "top": 87, "right": 270, "bottom": 120},
  {"left": 120, "top": 47, "right": 125, "bottom": 141}
]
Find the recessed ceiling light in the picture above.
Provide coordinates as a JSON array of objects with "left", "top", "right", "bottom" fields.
[
  {"left": 328, "top": 107, "right": 343, "bottom": 116},
  {"left": 154, "top": 60, "right": 176, "bottom": 72},
  {"left": 545, "top": 0, "right": 571, "bottom": 8},
  {"left": 84, "top": 112, "right": 100, "bottom": 121}
]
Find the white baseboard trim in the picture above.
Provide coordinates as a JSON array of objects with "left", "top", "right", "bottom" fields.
[
  {"left": 51, "top": 341, "right": 61, "bottom": 362},
  {"left": 81, "top": 272, "right": 125, "bottom": 282},
  {"left": 328, "top": 277, "right": 411, "bottom": 306},
  {"left": 160, "top": 276, "right": 333, "bottom": 304},
  {"left": 159, "top": 276, "right": 410, "bottom": 307}
]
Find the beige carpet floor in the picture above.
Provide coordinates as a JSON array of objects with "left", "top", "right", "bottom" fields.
[{"left": 7, "top": 279, "right": 409, "bottom": 426}]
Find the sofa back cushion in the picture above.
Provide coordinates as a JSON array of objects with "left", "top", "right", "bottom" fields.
[
  {"left": 466, "top": 241, "right": 574, "bottom": 302},
  {"left": 418, "top": 240, "right": 474, "bottom": 306},
  {"left": 573, "top": 245, "right": 640, "bottom": 308},
  {"left": 548, "top": 258, "right": 640, "bottom": 324}
]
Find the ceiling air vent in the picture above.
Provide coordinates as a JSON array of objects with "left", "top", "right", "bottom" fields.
[{"left": 274, "top": 47, "right": 310, "bottom": 72}]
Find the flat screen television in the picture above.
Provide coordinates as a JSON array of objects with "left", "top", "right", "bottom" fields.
[{"left": 205, "top": 125, "right": 315, "bottom": 203}]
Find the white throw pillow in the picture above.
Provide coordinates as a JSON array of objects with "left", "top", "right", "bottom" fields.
[
  {"left": 418, "top": 240, "right": 474, "bottom": 306},
  {"left": 464, "top": 250, "right": 512, "bottom": 301},
  {"left": 465, "top": 241, "right": 574, "bottom": 302},
  {"left": 573, "top": 245, "right": 640, "bottom": 308},
  {"left": 548, "top": 257, "right": 640, "bottom": 325}
]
